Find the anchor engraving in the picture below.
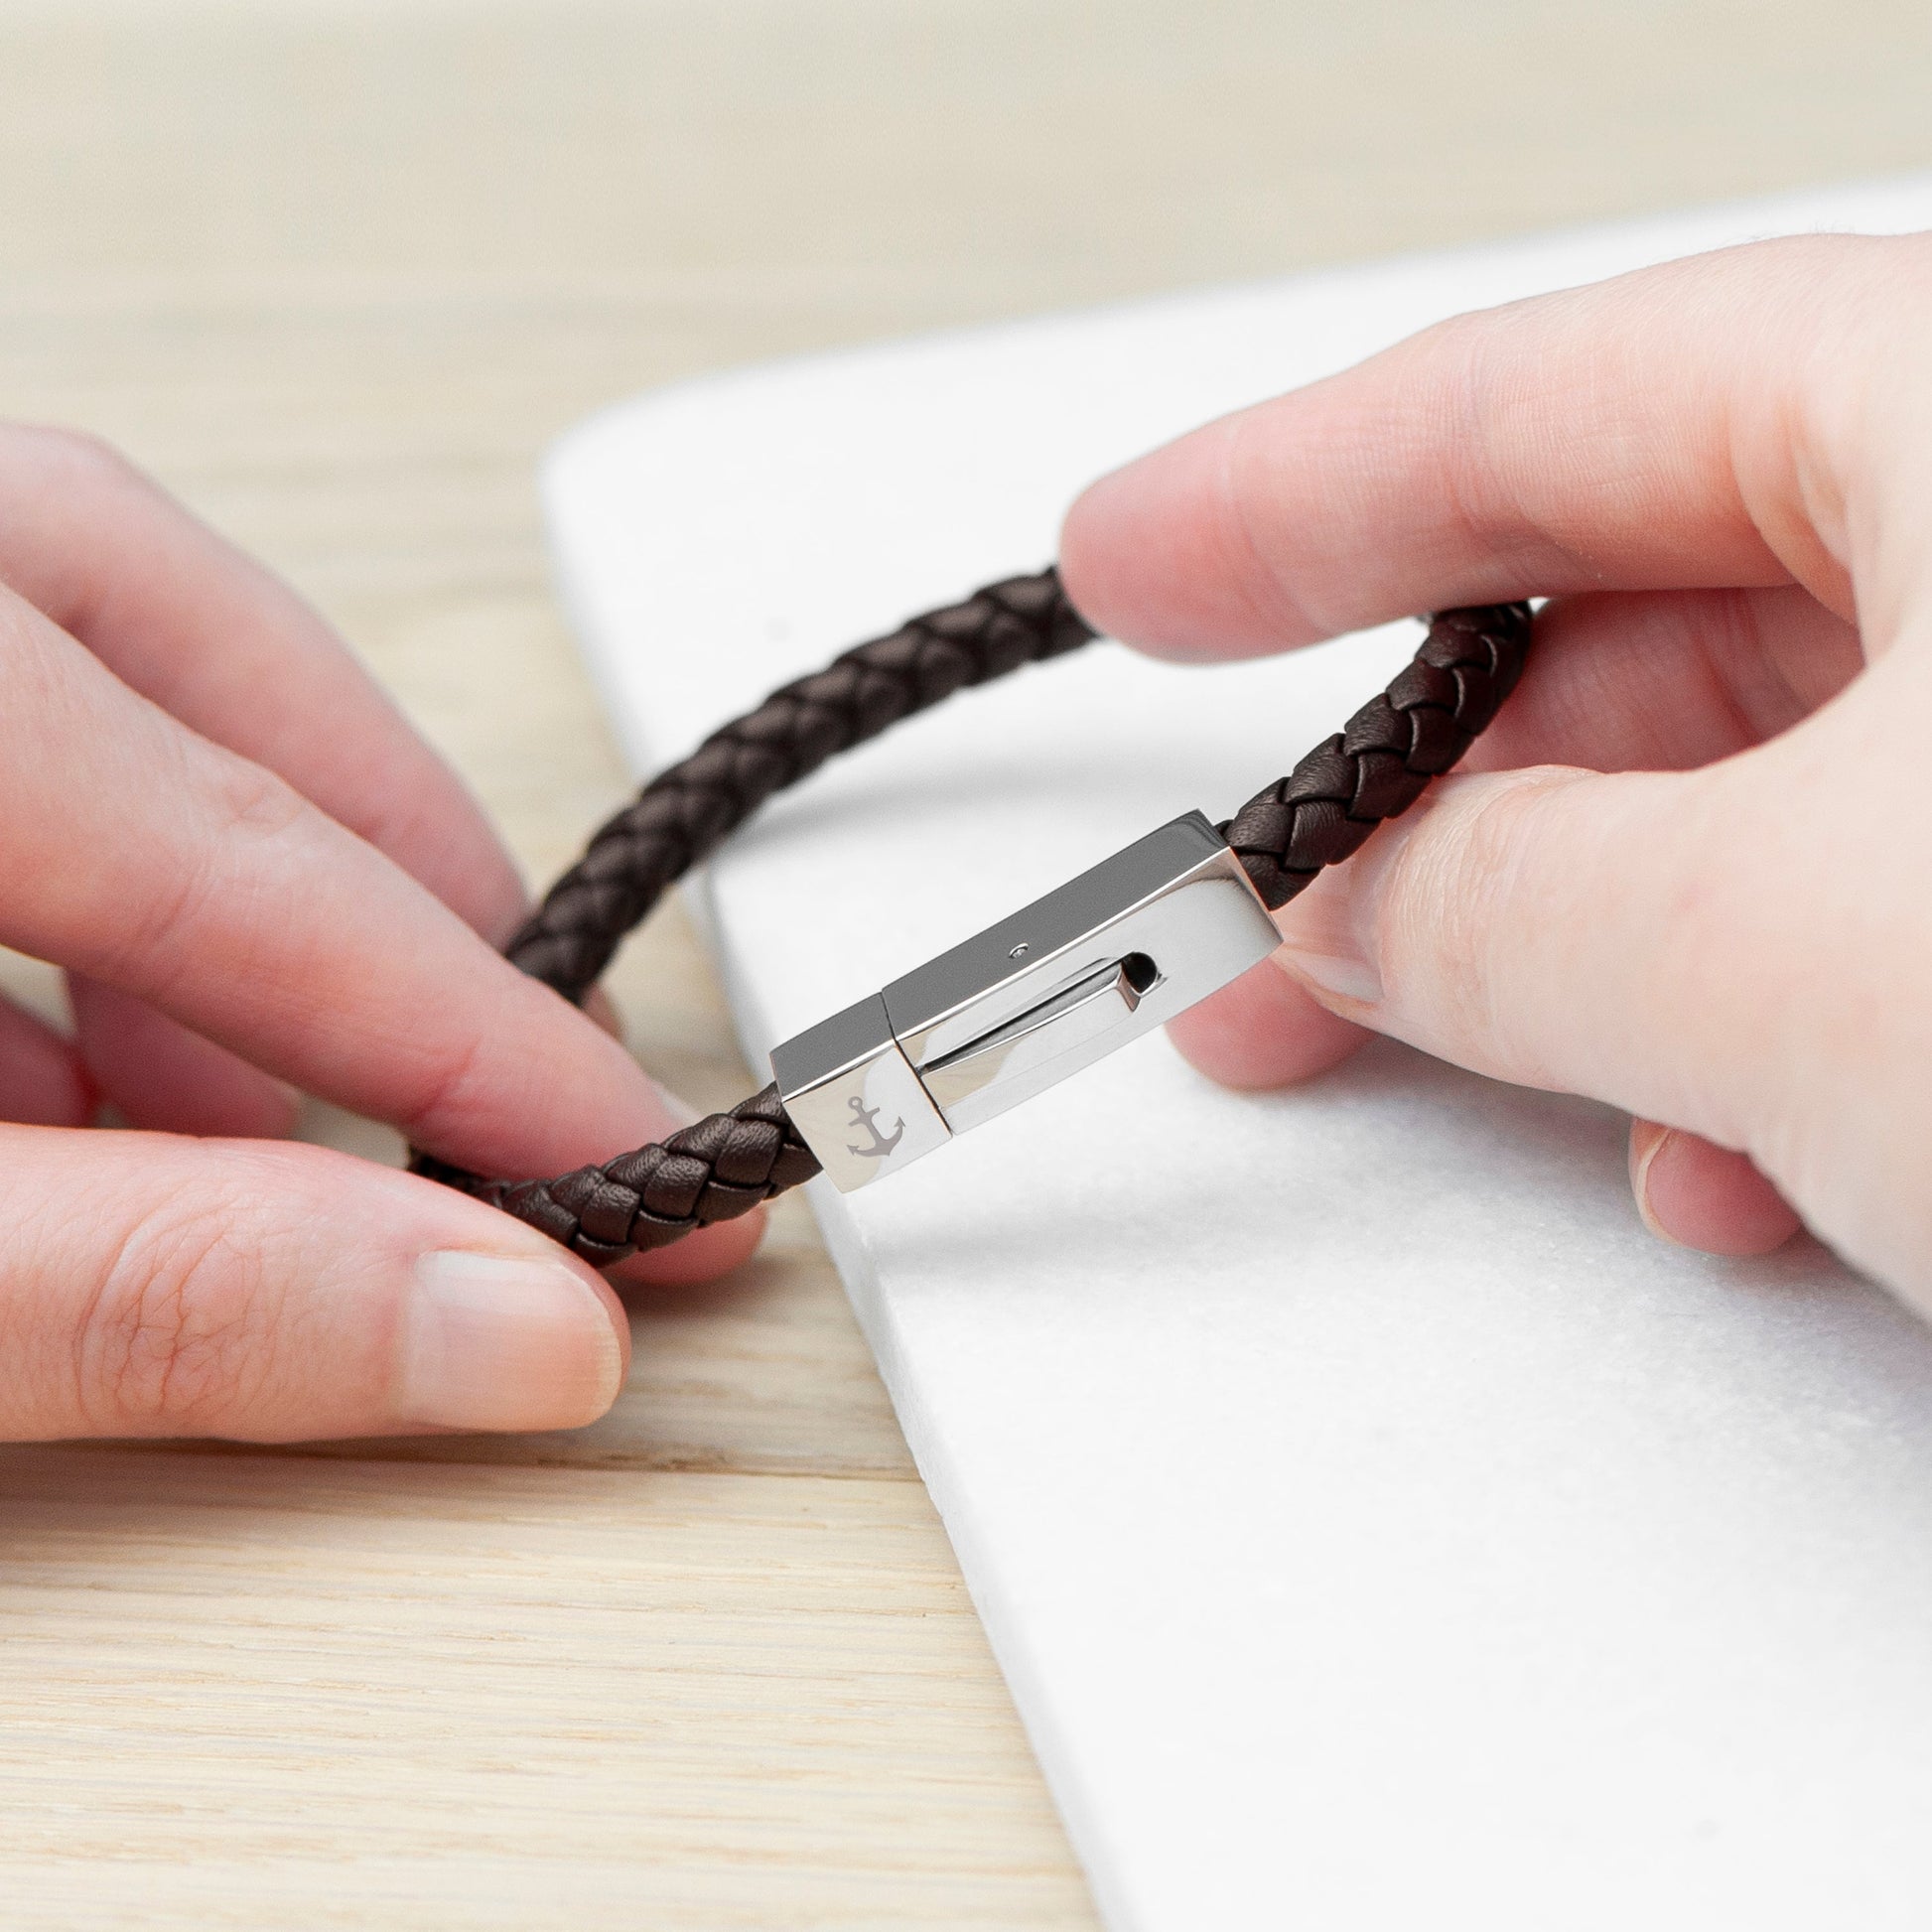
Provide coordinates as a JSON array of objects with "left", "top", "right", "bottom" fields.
[{"left": 845, "top": 1095, "right": 904, "bottom": 1160}]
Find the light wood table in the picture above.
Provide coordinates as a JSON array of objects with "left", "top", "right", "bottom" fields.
[{"left": 0, "top": 4, "right": 1926, "bottom": 1924}]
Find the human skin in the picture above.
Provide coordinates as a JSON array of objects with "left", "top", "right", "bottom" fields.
[
  {"left": 0, "top": 426, "right": 759, "bottom": 1442},
  {"left": 12, "top": 234, "right": 1926, "bottom": 1443},
  {"left": 1061, "top": 233, "right": 1932, "bottom": 1311}
]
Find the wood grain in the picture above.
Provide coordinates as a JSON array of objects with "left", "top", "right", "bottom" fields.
[
  {"left": 0, "top": 1, "right": 1925, "bottom": 1922},
  {"left": 0, "top": 1448, "right": 1073, "bottom": 1930}
]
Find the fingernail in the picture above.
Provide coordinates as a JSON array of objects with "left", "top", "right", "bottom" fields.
[
  {"left": 1628, "top": 1119, "right": 1676, "bottom": 1243},
  {"left": 1278, "top": 938, "right": 1384, "bottom": 1008},
  {"left": 396, "top": 1251, "right": 626, "bottom": 1432}
]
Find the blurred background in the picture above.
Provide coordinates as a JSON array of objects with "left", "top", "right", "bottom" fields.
[
  {"left": 4, "top": 5, "right": 1931, "bottom": 1924},
  {"left": 6, "top": 0, "right": 1930, "bottom": 915}
]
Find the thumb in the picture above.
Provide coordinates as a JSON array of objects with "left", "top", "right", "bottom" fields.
[
  {"left": 0, "top": 1127, "right": 630, "bottom": 1442},
  {"left": 1241, "top": 684, "right": 1932, "bottom": 1303},
  {"left": 1260, "top": 754, "right": 1797, "bottom": 1164}
]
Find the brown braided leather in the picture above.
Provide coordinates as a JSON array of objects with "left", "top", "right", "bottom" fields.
[
  {"left": 1219, "top": 600, "right": 1534, "bottom": 908},
  {"left": 411, "top": 568, "right": 1095, "bottom": 1261},
  {"left": 414, "top": 574, "right": 1532, "bottom": 1264},
  {"left": 411, "top": 1083, "right": 821, "bottom": 1268},
  {"left": 506, "top": 569, "right": 1097, "bottom": 1006}
]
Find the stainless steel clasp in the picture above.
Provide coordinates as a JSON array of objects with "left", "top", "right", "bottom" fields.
[{"left": 769, "top": 811, "right": 1281, "bottom": 1192}]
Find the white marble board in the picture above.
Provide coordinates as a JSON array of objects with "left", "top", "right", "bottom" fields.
[{"left": 544, "top": 175, "right": 1932, "bottom": 1931}]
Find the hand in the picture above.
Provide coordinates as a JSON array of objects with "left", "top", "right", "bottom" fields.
[
  {"left": 1061, "top": 233, "right": 1932, "bottom": 1311},
  {"left": 0, "top": 427, "right": 759, "bottom": 1442}
]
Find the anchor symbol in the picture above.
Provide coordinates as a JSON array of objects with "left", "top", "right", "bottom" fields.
[{"left": 845, "top": 1095, "right": 904, "bottom": 1160}]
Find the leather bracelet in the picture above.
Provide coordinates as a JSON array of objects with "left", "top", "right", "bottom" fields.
[{"left": 412, "top": 571, "right": 1532, "bottom": 1265}]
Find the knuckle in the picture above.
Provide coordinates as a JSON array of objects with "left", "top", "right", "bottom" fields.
[
  {"left": 205, "top": 750, "right": 312, "bottom": 847},
  {"left": 1406, "top": 315, "right": 1595, "bottom": 586},
  {"left": 104, "top": 751, "right": 315, "bottom": 984},
  {"left": 77, "top": 1193, "right": 283, "bottom": 1433},
  {"left": 390, "top": 1019, "right": 495, "bottom": 1152}
]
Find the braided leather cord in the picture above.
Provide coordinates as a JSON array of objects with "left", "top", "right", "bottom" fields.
[
  {"left": 414, "top": 574, "right": 1532, "bottom": 1265},
  {"left": 1218, "top": 599, "right": 1534, "bottom": 909},
  {"left": 505, "top": 569, "right": 1097, "bottom": 1005},
  {"left": 411, "top": 569, "right": 1096, "bottom": 1263}
]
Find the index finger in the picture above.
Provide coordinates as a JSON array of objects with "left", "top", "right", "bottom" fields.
[
  {"left": 0, "top": 590, "right": 758, "bottom": 1281},
  {"left": 1057, "top": 234, "right": 1918, "bottom": 661},
  {"left": 0, "top": 424, "right": 525, "bottom": 940}
]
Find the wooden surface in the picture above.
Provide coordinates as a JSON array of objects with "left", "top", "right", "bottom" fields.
[{"left": 0, "top": 2, "right": 1928, "bottom": 1924}]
